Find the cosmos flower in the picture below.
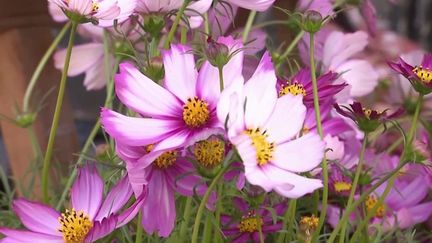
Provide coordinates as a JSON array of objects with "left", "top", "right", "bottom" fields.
[
  {"left": 228, "top": 0, "right": 276, "bottom": 11},
  {"left": 101, "top": 37, "right": 243, "bottom": 152},
  {"left": 0, "top": 164, "right": 145, "bottom": 243},
  {"left": 217, "top": 52, "right": 325, "bottom": 198},
  {"left": 334, "top": 101, "right": 403, "bottom": 133},
  {"left": 277, "top": 68, "right": 344, "bottom": 107},
  {"left": 48, "top": 0, "right": 137, "bottom": 26},
  {"left": 389, "top": 53, "right": 432, "bottom": 95},
  {"left": 116, "top": 142, "right": 214, "bottom": 237},
  {"left": 222, "top": 197, "right": 284, "bottom": 242},
  {"left": 297, "top": 0, "right": 334, "bottom": 17}
]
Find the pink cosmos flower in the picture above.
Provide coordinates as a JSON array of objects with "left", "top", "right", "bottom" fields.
[
  {"left": 48, "top": 0, "right": 137, "bottom": 26},
  {"left": 217, "top": 52, "right": 325, "bottom": 198},
  {"left": 0, "top": 164, "right": 145, "bottom": 243},
  {"left": 301, "top": 29, "right": 379, "bottom": 101},
  {"left": 54, "top": 42, "right": 111, "bottom": 91},
  {"left": 222, "top": 197, "right": 285, "bottom": 242},
  {"left": 101, "top": 36, "right": 244, "bottom": 152},
  {"left": 277, "top": 68, "right": 344, "bottom": 108},
  {"left": 115, "top": 142, "right": 213, "bottom": 237}
]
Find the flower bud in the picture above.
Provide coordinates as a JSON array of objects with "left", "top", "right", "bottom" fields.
[
  {"left": 302, "top": 10, "right": 323, "bottom": 34},
  {"left": 143, "top": 57, "right": 164, "bottom": 82},
  {"left": 204, "top": 37, "right": 230, "bottom": 68},
  {"left": 143, "top": 15, "right": 165, "bottom": 38},
  {"left": 15, "top": 113, "right": 36, "bottom": 128}
]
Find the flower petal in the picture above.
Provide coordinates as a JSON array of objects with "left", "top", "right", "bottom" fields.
[
  {"left": 244, "top": 52, "right": 277, "bottom": 128},
  {"left": 162, "top": 44, "right": 198, "bottom": 102},
  {"left": 229, "top": 0, "right": 275, "bottom": 11},
  {"left": 71, "top": 164, "right": 104, "bottom": 220},
  {"left": 141, "top": 170, "right": 176, "bottom": 237},
  {"left": 115, "top": 62, "right": 182, "bottom": 118},
  {"left": 54, "top": 43, "right": 104, "bottom": 77},
  {"left": 12, "top": 199, "right": 61, "bottom": 236},
  {"left": 0, "top": 228, "right": 62, "bottom": 243},
  {"left": 94, "top": 176, "right": 133, "bottom": 221},
  {"left": 263, "top": 164, "right": 323, "bottom": 198},
  {"left": 101, "top": 108, "right": 181, "bottom": 146},
  {"left": 273, "top": 133, "right": 325, "bottom": 173},
  {"left": 84, "top": 216, "right": 117, "bottom": 243},
  {"left": 265, "top": 94, "right": 306, "bottom": 143}
]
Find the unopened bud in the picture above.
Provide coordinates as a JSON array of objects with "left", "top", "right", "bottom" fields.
[
  {"left": 205, "top": 37, "right": 230, "bottom": 68},
  {"left": 143, "top": 57, "right": 164, "bottom": 82},
  {"left": 303, "top": 10, "right": 323, "bottom": 34},
  {"left": 15, "top": 113, "right": 36, "bottom": 128}
]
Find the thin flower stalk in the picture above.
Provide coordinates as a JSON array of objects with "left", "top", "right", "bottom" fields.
[
  {"left": 41, "top": 21, "right": 78, "bottom": 203},
  {"left": 309, "top": 32, "right": 329, "bottom": 241}
]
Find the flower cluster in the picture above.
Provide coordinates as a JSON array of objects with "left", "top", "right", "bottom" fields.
[{"left": 1, "top": 0, "right": 432, "bottom": 242}]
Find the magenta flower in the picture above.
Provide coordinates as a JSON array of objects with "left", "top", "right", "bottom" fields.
[
  {"left": 116, "top": 142, "right": 213, "bottom": 237},
  {"left": 389, "top": 53, "right": 432, "bottom": 95},
  {"left": 101, "top": 37, "right": 243, "bottom": 152},
  {"left": 297, "top": 0, "right": 334, "bottom": 17},
  {"left": 218, "top": 52, "right": 325, "bottom": 198},
  {"left": 334, "top": 102, "right": 403, "bottom": 133},
  {"left": 49, "top": 0, "right": 137, "bottom": 26},
  {"left": 222, "top": 197, "right": 285, "bottom": 242},
  {"left": 0, "top": 164, "right": 145, "bottom": 242},
  {"left": 277, "top": 68, "right": 344, "bottom": 107}
]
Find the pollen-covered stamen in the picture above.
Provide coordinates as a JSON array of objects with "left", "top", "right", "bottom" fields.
[
  {"left": 279, "top": 81, "right": 307, "bottom": 97},
  {"left": 194, "top": 139, "right": 225, "bottom": 168},
  {"left": 183, "top": 97, "right": 210, "bottom": 128},
  {"left": 58, "top": 208, "right": 93, "bottom": 243},
  {"left": 245, "top": 128, "right": 275, "bottom": 166},
  {"left": 300, "top": 215, "right": 319, "bottom": 236},
  {"left": 238, "top": 211, "right": 264, "bottom": 233},
  {"left": 334, "top": 181, "right": 352, "bottom": 193},
  {"left": 154, "top": 150, "right": 178, "bottom": 169},
  {"left": 362, "top": 108, "right": 382, "bottom": 119},
  {"left": 365, "top": 195, "right": 386, "bottom": 218},
  {"left": 413, "top": 66, "right": 432, "bottom": 83},
  {"left": 91, "top": 0, "right": 100, "bottom": 12}
]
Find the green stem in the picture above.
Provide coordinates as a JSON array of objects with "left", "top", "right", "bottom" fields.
[
  {"left": 214, "top": 184, "right": 223, "bottom": 242},
  {"left": 309, "top": 32, "right": 329, "bottom": 242},
  {"left": 339, "top": 134, "right": 368, "bottom": 243},
  {"left": 242, "top": 10, "right": 257, "bottom": 43},
  {"left": 179, "top": 197, "right": 193, "bottom": 242},
  {"left": 191, "top": 151, "right": 234, "bottom": 243},
  {"left": 23, "top": 22, "right": 71, "bottom": 113},
  {"left": 348, "top": 95, "right": 424, "bottom": 243},
  {"left": 202, "top": 213, "right": 213, "bottom": 242},
  {"left": 163, "top": 0, "right": 190, "bottom": 48},
  {"left": 326, "top": 160, "right": 410, "bottom": 243},
  {"left": 181, "top": 26, "right": 187, "bottom": 44},
  {"left": 218, "top": 66, "right": 224, "bottom": 92},
  {"left": 204, "top": 12, "right": 210, "bottom": 36},
  {"left": 41, "top": 21, "right": 78, "bottom": 203},
  {"left": 276, "top": 30, "right": 305, "bottom": 69},
  {"left": 276, "top": 199, "right": 297, "bottom": 243},
  {"left": 135, "top": 211, "right": 143, "bottom": 243}
]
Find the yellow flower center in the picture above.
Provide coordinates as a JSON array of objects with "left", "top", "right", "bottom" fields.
[
  {"left": 365, "top": 195, "right": 386, "bottom": 218},
  {"left": 413, "top": 66, "right": 432, "bottom": 83},
  {"left": 182, "top": 97, "right": 210, "bottom": 128},
  {"left": 334, "top": 181, "right": 352, "bottom": 193},
  {"left": 245, "top": 128, "right": 275, "bottom": 166},
  {"left": 238, "top": 216, "right": 264, "bottom": 233},
  {"left": 279, "top": 82, "right": 307, "bottom": 97},
  {"left": 362, "top": 108, "right": 382, "bottom": 119},
  {"left": 193, "top": 139, "right": 225, "bottom": 168},
  {"left": 58, "top": 208, "right": 93, "bottom": 243},
  {"left": 300, "top": 215, "right": 319, "bottom": 234},
  {"left": 154, "top": 150, "right": 178, "bottom": 169}
]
